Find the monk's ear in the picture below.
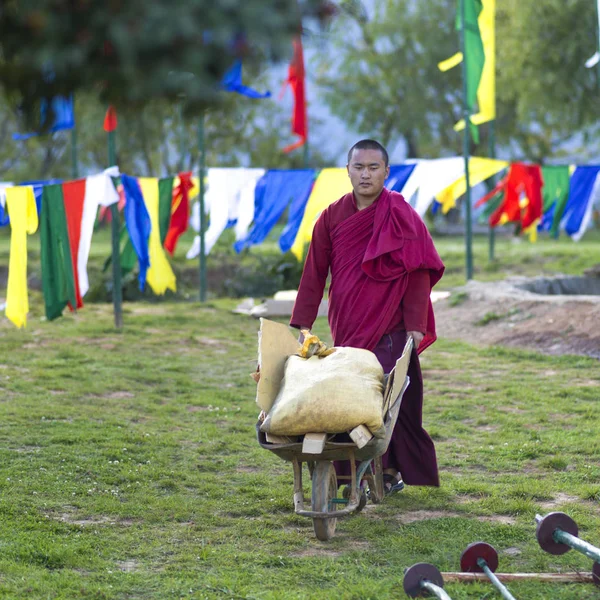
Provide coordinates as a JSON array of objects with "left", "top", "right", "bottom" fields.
[
  {"left": 385, "top": 165, "right": 390, "bottom": 178},
  {"left": 346, "top": 164, "right": 350, "bottom": 176}
]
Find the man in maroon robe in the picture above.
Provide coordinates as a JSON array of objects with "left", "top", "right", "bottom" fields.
[{"left": 290, "top": 139, "right": 444, "bottom": 491}]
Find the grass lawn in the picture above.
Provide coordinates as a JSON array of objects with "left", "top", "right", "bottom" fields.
[
  {"left": 0, "top": 221, "right": 599, "bottom": 598},
  {"left": 0, "top": 295, "right": 599, "bottom": 599}
]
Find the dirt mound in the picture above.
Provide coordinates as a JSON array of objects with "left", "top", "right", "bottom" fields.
[{"left": 435, "top": 279, "right": 600, "bottom": 360}]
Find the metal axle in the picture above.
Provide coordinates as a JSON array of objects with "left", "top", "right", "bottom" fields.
[
  {"left": 461, "top": 542, "right": 517, "bottom": 599},
  {"left": 404, "top": 563, "right": 454, "bottom": 599},
  {"left": 535, "top": 512, "right": 600, "bottom": 587}
]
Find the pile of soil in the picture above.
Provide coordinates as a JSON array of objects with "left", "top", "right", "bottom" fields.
[{"left": 434, "top": 277, "right": 600, "bottom": 360}]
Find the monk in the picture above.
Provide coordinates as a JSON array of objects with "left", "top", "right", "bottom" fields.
[{"left": 290, "top": 139, "right": 445, "bottom": 492}]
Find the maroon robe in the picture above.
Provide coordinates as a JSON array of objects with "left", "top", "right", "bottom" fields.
[{"left": 290, "top": 188, "right": 444, "bottom": 486}]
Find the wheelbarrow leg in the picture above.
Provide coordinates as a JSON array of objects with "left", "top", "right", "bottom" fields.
[
  {"left": 311, "top": 461, "right": 338, "bottom": 541},
  {"left": 368, "top": 456, "right": 385, "bottom": 504},
  {"left": 292, "top": 457, "right": 304, "bottom": 513}
]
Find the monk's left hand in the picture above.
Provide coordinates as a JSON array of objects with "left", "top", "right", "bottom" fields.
[{"left": 407, "top": 331, "right": 424, "bottom": 348}]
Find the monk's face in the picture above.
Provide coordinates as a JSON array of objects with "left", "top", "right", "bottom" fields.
[{"left": 347, "top": 148, "right": 390, "bottom": 200}]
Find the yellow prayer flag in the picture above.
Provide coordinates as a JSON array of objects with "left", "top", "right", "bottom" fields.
[
  {"left": 138, "top": 178, "right": 177, "bottom": 295},
  {"left": 440, "top": 0, "right": 496, "bottom": 131},
  {"left": 290, "top": 169, "right": 352, "bottom": 261},
  {"left": 5, "top": 187, "right": 38, "bottom": 328},
  {"left": 523, "top": 218, "right": 540, "bottom": 243},
  {"left": 438, "top": 52, "right": 462, "bottom": 73},
  {"left": 454, "top": 0, "right": 496, "bottom": 130},
  {"left": 435, "top": 157, "right": 509, "bottom": 214},
  {"left": 438, "top": 52, "right": 463, "bottom": 72}
]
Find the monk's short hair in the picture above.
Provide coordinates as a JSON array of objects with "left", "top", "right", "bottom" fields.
[{"left": 348, "top": 139, "right": 389, "bottom": 166}]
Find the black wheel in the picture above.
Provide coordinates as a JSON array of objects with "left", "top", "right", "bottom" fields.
[{"left": 311, "top": 462, "right": 337, "bottom": 540}]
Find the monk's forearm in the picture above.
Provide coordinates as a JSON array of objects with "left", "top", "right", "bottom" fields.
[
  {"left": 402, "top": 269, "right": 430, "bottom": 333},
  {"left": 290, "top": 217, "right": 330, "bottom": 330},
  {"left": 290, "top": 279, "right": 325, "bottom": 330}
]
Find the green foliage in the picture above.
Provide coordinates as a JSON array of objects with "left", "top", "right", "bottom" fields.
[
  {"left": 317, "top": 0, "right": 599, "bottom": 162},
  {"left": 0, "top": 90, "right": 333, "bottom": 181},
  {"left": 0, "top": 1, "right": 328, "bottom": 121},
  {"left": 221, "top": 252, "right": 304, "bottom": 298}
]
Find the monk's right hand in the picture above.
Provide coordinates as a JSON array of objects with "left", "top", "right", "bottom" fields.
[{"left": 298, "top": 328, "right": 311, "bottom": 344}]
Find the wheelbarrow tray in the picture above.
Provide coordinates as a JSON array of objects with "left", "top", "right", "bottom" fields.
[{"left": 256, "top": 376, "right": 409, "bottom": 463}]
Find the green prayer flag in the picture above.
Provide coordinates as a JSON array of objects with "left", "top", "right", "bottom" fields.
[
  {"left": 120, "top": 231, "right": 138, "bottom": 276},
  {"left": 158, "top": 177, "right": 174, "bottom": 246},
  {"left": 102, "top": 225, "right": 137, "bottom": 276},
  {"left": 457, "top": 0, "right": 485, "bottom": 142},
  {"left": 40, "top": 184, "right": 77, "bottom": 320},
  {"left": 542, "top": 166, "right": 571, "bottom": 238}
]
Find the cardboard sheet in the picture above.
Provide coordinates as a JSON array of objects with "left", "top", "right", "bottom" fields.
[
  {"left": 256, "top": 318, "right": 301, "bottom": 412},
  {"left": 383, "top": 336, "right": 413, "bottom": 414}
]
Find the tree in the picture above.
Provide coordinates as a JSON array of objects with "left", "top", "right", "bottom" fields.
[
  {"left": 0, "top": 85, "right": 333, "bottom": 182},
  {"left": 315, "top": 0, "right": 599, "bottom": 163},
  {"left": 0, "top": 1, "right": 331, "bottom": 123}
]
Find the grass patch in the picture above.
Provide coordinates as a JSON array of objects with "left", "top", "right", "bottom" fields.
[
  {"left": 448, "top": 291, "right": 468, "bottom": 307},
  {"left": 476, "top": 308, "right": 521, "bottom": 326}
]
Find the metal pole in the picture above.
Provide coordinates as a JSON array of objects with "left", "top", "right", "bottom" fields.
[
  {"left": 488, "top": 120, "right": 496, "bottom": 262},
  {"left": 597, "top": 0, "right": 600, "bottom": 81},
  {"left": 477, "top": 559, "right": 517, "bottom": 600},
  {"left": 303, "top": 138, "right": 310, "bottom": 169},
  {"left": 70, "top": 126, "right": 79, "bottom": 179},
  {"left": 197, "top": 112, "right": 207, "bottom": 303},
  {"left": 459, "top": 0, "right": 474, "bottom": 281},
  {"left": 420, "top": 581, "right": 453, "bottom": 600},
  {"left": 108, "top": 129, "right": 123, "bottom": 328},
  {"left": 552, "top": 530, "right": 600, "bottom": 563},
  {"left": 178, "top": 102, "right": 187, "bottom": 172}
]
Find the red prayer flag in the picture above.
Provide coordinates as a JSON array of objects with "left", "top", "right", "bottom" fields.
[
  {"left": 282, "top": 37, "right": 307, "bottom": 153},
  {"left": 164, "top": 172, "right": 194, "bottom": 255},
  {"left": 489, "top": 163, "right": 543, "bottom": 229},
  {"left": 103, "top": 105, "right": 118, "bottom": 132},
  {"left": 474, "top": 176, "right": 506, "bottom": 208},
  {"left": 62, "top": 179, "right": 87, "bottom": 310}
]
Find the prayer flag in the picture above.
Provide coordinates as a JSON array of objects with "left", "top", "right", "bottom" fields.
[
  {"left": 439, "top": 0, "right": 487, "bottom": 141},
  {"left": 13, "top": 96, "right": 75, "bottom": 140},
  {"left": 221, "top": 61, "right": 271, "bottom": 99},
  {"left": 5, "top": 187, "right": 38, "bottom": 328},
  {"left": 586, "top": 0, "right": 600, "bottom": 67},
  {"left": 454, "top": 0, "right": 496, "bottom": 131},
  {"left": 62, "top": 179, "right": 87, "bottom": 309},
  {"left": 40, "top": 184, "right": 77, "bottom": 321},
  {"left": 282, "top": 37, "right": 308, "bottom": 153},
  {"left": 104, "top": 106, "right": 118, "bottom": 132},
  {"left": 138, "top": 178, "right": 177, "bottom": 295},
  {"left": 164, "top": 173, "right": 195, "bottom": 255}
]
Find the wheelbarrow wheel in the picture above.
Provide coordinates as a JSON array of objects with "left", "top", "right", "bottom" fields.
[{"left": 311, "top": 461, "right": 337, "bottom": 541}]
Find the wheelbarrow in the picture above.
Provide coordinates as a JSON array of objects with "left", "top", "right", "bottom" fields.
[{"left": 256, "top": 339, "right": 412, "bottom": 541}]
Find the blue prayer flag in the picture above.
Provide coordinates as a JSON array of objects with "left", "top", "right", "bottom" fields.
[
  {"left": 121, "top": 175, "right": 151, "bottom": 291},
  {"left": 221, "top": 62, "right": 271, "bottom": 99},
  {"left": 13, "top": 96, "right": 75, "bottom": 140}
]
